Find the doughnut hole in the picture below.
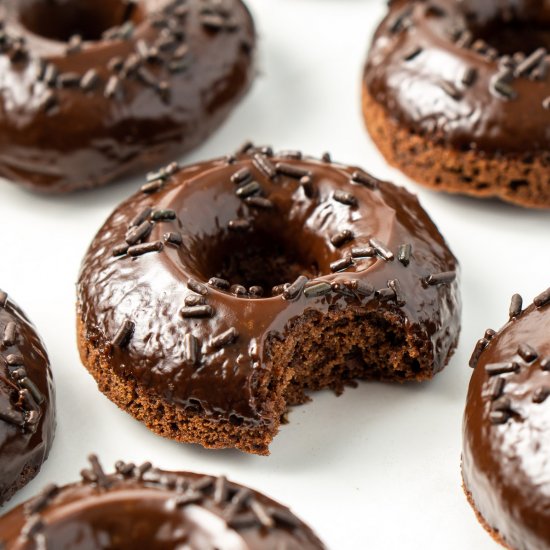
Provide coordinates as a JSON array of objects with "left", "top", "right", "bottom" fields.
[
  {"left": 203, "top": 231, "right": 319, "bottom": 294},
  {"left": 17, "top": 0, "right": 145, "bottom": 42}
]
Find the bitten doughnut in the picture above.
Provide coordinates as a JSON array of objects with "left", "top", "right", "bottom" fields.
[
  {"left": 77, "top": 144, "right": 461, "bottom": 455},
  {"left": 0, "top": 0, "right": 255, "bottom": 193},
  {"left": 0, "top": 455, "right": 326, "bottom": 549},
  {"left": 463, "top": 287, "right": 550, "bottom": 549},
  {"left": 363, "top": 0, "right": 550, "bottom": 208},
  {"left": 0, "top": 290, "right": 55, "bottom": 505}
]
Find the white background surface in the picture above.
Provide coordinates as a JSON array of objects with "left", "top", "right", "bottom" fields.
[{"left": 1, "top": 1, "right": 549, "bottom": 548}]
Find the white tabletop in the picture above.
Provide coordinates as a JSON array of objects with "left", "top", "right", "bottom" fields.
[{"left": 2, "top": 1, "right": 549, "bottom": 548}]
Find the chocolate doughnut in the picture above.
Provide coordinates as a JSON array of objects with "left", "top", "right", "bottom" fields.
[
  {"left": 0, "top": 0, "right": 255, "bottom": 193},
  {"left": 363, "top": 0, "right": 550, "bottom": 208},
  {"left": 0, "top": 455, "right": 326, "bottom": 549},
  {"left": 0, "top": 290, "right": 55, "bottom": 505},
  {"left": 462, "top": 288, "right": 550, "bottom": 549},
  {"left": 77, "top": 145, "right": 461, "bottom": 455}
]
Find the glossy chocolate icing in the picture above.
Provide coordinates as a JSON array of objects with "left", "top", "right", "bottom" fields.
[
  {"left": 0, "top": 456, "right": 326, "bottom": 549},
  {"left": 365, "top": 0, "right": 550, "bottom": 154},
  {"left": 0, "top": 0, "right": 255, "bottom": 193},
  {"left": 0, "top": 291, "right": 55, "bottom": 505},
  {"left": 463, "top": 289, "right": 550, "bottom": 550},
  {"left": 77, "top": 146, "right": 461, "bottom": 443}
]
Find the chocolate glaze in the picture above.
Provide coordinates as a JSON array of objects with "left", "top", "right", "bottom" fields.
[
  {"left": 77, "top": 146, "right": 461, "bottom": 445},
  {"left": 365, "top": 0, "right": 550, "bottom": 154},
  {"left": 0, "top": 291, "right": 55, "bottom": 505},
  {"left": 0, "top": 0, "right": 255, "bottom": 193},
  {"left": 463, "top": 290, "right": 550, "bottom": 550},
  {"left": 0, "top": 456, "right": 326, "bottom": 549}
]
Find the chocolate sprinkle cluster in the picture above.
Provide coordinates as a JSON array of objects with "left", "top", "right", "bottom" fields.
[
  {"left": 469, "top": 287, "right": 550, "bottom": 424},
  {"left": 0, "top": 292, "right": 43, "bottom": 432},
  {"left": 390, "top": 1, "right": 550, "bottom": 108},
  {"left": 0, "top": 0, "right": 243, "bottom": 114},
  {"left": 110, "top": 143, "right": 457, "bottom": 371},
  {"left": 16, "top": 455, "right": 311, "bottom": 545}
]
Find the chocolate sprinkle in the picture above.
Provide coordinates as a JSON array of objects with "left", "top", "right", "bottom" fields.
[
  {"left": 303, "top": 281, "right": 332, "bottom": 298},
  {"left": 533, "top": 387, "right": 550, "bottom": 404},
  {"left": 112, "top": 319, "right": 135, "bottom": 348},
  {"left": 245, "top": 196, "right": 273, "bottom": 209},
  {"left": 514, "top": 48, "right": 547, "bottom": 77},
  {"left": 208, "top": 277, "right": 230, "bottom": 290},
  {"left": 185, "top": 294, "right": 206, "bottom": 307},
  {"left": 151, "top": 209, "right": 176, "bottom": 221},
  {"left": 369, "top": 238, "right": 394, "bottom": 261},
  {"left": 283, "top": 275, "right": 308, "bottom": 300},
  {"left": 509, "top": 293, "right": 523, "bottom": 318},
  {"left": 236, "top": 180, "right": 261, "bottom": 198},
  {"left": 0, "top": 291, "right": 7, "bottom": 308},
  {"left": 112, "top": 243, "right": 129, "bottom": 257},
  {"left": 425, "top": 271, "right": 456, "bottom": 286},
  {"left": 130, "top": 207, "right": 153, "bottom": 228},
  {"left": 330, "top": 255, "right": 353, "bottom": 273},
  {"left": 488, "top": 377, "right": 505, "bottom": 401},
  {"left": 351, "top": 246, "right": 375, "bottom": 259},
  {"left": 3, "top": 321, "right": 16, "bottom": 346},
  {"left": 164, "top": 232, "right": 183, "bottom": 246},
  {"left": 211, "top": 327, "right": 238, "bottom": 349},
  {"left": 541, "top": 358, "right": 550, "bottom": 371},
  {"left": 439, "top": 80, "right": 462, "bottom": 100},
  {"left": 231, "top": 168, "right": 252, "bottom": 185},
  {"left": 125, "top": 220, "right": 153, "bottom": 245},
  {"left": 518, "top": 343, "right": 538, "bottom": 363},
  {"left": 461, "top": 67, "right": 478, "bottom": 87},
  {"left": 485, "top": 362, "right": 519, "bottom": 376},
  {"left": 333, "top": 190, "right": 358, "bottom": 207},
  {"left": 105, "top": 75, "right": 123, "bottom": 99},
  {"left": 228, "top": 219, "right": 251, "bottom": 231},
  {"left": 127, "top": 241, "right": 163, "bottom": 256},
  {"left": 275, "top": 162, "right": 310, "bottom": 179},
  {"left": 88, "top": 455, "right": 111, "bottom": 488},
  {"left": 183, "top": 334, "right": 201, "bottom": 365},
  {"left": 188, "top": 279, "right": 208, "bottom": 296},
  {"left": 489, "top": 410, "right": 510, "bottom": 425},
  {"left": 181, "top": 305, "right": 214, "bottom": 318},
  {"left": 534, "top": 287, "right": 550, "bottom": 308},
  {"left": 351, "top": 170, "right": 378, "bottom": 189},
  {"left": 469, "top": 338, "right": 489, "bottom": 369},
  {"left": 388, "top": 279, "right": 406, "bottom": 306},
  {"left": 252, "top": 154, "right": 276, "bottom": 179},
  {"left": 331, "top": 230, "right": 354, "bottom": 248},
  {"left": 397, "top": 244, "right": 412, "bottom": 266}
]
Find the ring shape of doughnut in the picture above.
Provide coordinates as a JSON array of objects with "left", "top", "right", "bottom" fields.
[
  {"left": 363, "top": 0, "right": 550, "bottom": 208},
  {"left": 463, "top": 287, "right": 550, "bottom": 550},
  {"left": 77, "top": 145, "right": 461, "bottom": 455},
  {"left": 0, "top": 455, "right": 326, "bottom": 549},
  {"left": 0, "top": 290, "right": 55, "bottom": 505},
  {"left": 0, "top": 0, "right": 255, "bottom": 193}
]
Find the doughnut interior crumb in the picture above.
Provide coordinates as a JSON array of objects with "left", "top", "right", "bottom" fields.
[{"left": 78, "top": 306, "right": 431, "bottom": 456}]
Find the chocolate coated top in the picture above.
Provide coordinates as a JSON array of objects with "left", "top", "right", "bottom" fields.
[
  {"left": 0, "top": 290, "right": 55, "bottom": 504},
  {"left": 77, "top": 145, "right": 461, "bottom": 432},
  {"left": 365, "top": 0, "right": 550, "bottom": 154},
  {"left": 463, "top": 288, "right": 550, "bottom": 550},
  {"left": 0, "top": 0, "right": 255, "bottom": 192},
  {"left": 0, "top": 456, "right": 326, "bottom": 549}
]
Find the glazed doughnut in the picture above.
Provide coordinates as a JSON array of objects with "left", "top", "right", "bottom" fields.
[
  {"left": 0, "top": 0, "right": 255, "bottom": 193},
  {"left": 463, "top": 287, "right": 550, "bottom": 550},
  {"left": 0, "top": 455, "right": 326, "bottom": 549},
  {"left": 363, "top": 0, "right": 550, "bottom": 208},
  {"left": 0, "top": 290, "right": 55, "bottom": 505},
  {"left": 77, "top": 145, "right": 461, "bottom": 455}
]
